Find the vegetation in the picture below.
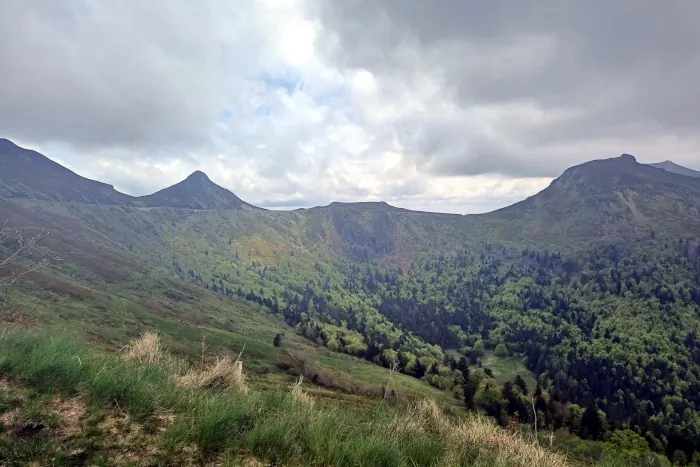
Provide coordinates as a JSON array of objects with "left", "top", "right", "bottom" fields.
[
  {"left": 0, "top": 329, "right": 580, "bottom": 466},
  {"left": 3, "top": 144, "right": 700, "bottom": 464}
]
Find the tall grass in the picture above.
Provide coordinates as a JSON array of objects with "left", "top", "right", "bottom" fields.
[
  {"left": 124, "top": 331, "right": 162, "bottom": 364},
  {"left": 179, "top": 355, "right": 247, "bottom": 393},
  {"left": 0, "top": 329, "right": 571, "bottom": 466}
]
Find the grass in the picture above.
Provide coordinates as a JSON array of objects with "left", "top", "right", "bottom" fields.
[
  {"left": 481, "top": 351, "right": 537, "bottom": 389},
  {"left": 125, "top": 331, "right": 162, "bottom": 364},
  {"left": 180, "top": 354, "right": 247, "bottom": 392},
  {"left": 3, "top": 271, "right": 450, "bottom": 404},
  {"left": 0, "top": 329, "right": 578, "bottom": 466},
  {"left": 310, "top": 353, "right": 454, "bottom": 404}
]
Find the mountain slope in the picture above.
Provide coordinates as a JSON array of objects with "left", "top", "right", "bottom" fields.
[
  {"left": 0, "top": 139, "right": 260, "bottom": 210},
  {"left": 648, "top": 160, "right": 700, "bottom": 178},
  {"left": 0, "top": 138, "right": 132, "bottom": 205},
  {"left": 137, "top": 170, "right": 260, "bottom": 210},
  {"left": 2, "top": 149, "right": 700, "bottom": 463},
  {"left": 478, "top": 153, "right": 700, "bottom": 249}
]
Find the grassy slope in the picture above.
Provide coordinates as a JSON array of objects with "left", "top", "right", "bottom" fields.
[
  {"left": 0, "top": 329, "right": 633, "bottom": 467},
  {"left": 3, "top": 268, "right": 450, "bottom": 404},
  {"left": 480, "top": 351, "right": 537, "bottom": 390}
]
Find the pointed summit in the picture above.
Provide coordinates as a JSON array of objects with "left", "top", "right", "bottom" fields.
[
  {"left": 137, "top": 172, "right": 261, "bottom": 211},
  {"left": 184, "top": 170, "right": 211, "bottom": 182}
]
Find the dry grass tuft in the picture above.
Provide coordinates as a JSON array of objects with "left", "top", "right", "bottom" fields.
[
  {"left": 124, "top": 331, "right": 162, "bottom": 364},
  {"left": 179, "top": 355, "right": 247, "bottom": 393},
  {"left": 237, "top": 455, "right": 266, "bottom": 466},
  {"left": 290, "top": 375, "right": 314, "bottom": 407},
  {"left": 415, "top": 398, "right": 450, "bottom": 434},
  {"left": 388, "top": 399, "right": 567, "bottom": 467},
  {"left": 446, "top": 414, "right": 567, "bottom": 467},
  {"left": 388, "top": 398, "right": 448, "bottom": 437}
]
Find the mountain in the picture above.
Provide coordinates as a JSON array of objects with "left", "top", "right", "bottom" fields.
[
  {"left": 0, "top": 138, "right": 132, "bottom": 205},
  {"left": 480, "top": 153, "right": 700, "bottom": 248},
  {"left": 648, "top": 160, "right": 700, "bottom": 178},
  {"left": 137, "top": 170, "right": 261, "bottom": 211},
  {"left": 0, "top": 138, "right": 260, "bottom": 210},
  {"left": 3, "top": 147, "right": 700, "bottom": 463}
]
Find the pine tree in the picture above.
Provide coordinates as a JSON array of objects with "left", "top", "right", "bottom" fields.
[
  {"left": 457, "top": 356, "right": 469, "bottom": 377},
  {"left": 514, "top": 374, "right": 529, "bottom": 395},
  {"left": 580, "top": 403, "right": 604, "bottom": 440}
]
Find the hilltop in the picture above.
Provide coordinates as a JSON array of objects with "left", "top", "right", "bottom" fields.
[
  {"left": 137, "top": 170, "right": 261, "bottom": 211},
  {"left": 479, "top": 153, "right": 700, "bottom": 249}
]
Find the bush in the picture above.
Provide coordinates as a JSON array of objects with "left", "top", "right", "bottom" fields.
[
  {"left": 604, "top": 429, "right": 649, "bottom": 461},
  {"left": 495, "top": 343, "right": 508, "bottom": 357}
]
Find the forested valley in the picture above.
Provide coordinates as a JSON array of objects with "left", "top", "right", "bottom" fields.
[
  {"left": 4, "top": 139, "right": 700, "bottom": 465},
  {"left": 198, "top": 235, "right": 700, "bottom": 463}
]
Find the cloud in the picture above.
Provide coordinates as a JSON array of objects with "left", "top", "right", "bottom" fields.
[
  {"left": 312, "top": 0, "right": 700, "bottom": 175},
  {"left": 1, "top": 0, "right": 699, "bottom": 214}
]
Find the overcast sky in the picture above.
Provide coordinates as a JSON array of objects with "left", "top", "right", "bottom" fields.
[{"left": 1, "top": 1, "right": 699, "bottom": 213}]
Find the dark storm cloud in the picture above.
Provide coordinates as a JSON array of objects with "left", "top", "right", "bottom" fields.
[{"left": 311, "top": 0, "right": 700, "bottom": 176}]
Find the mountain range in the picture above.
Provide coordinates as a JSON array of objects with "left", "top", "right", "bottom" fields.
[
  {"left": 3, "top": 136, "right": 700, "bottom": 261},
  {"left": 3, "top": 137, "right": 699, "bottom": 224},
  {"left": 3, "top": 137, "right": 700, "bottom": 462},
  {"left": 0, "top": 138, "right": 259, "bottom": 210}
]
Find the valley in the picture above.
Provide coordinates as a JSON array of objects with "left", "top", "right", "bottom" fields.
[{"left": 2, "top": 139, "right": 700, "bottom": 465}]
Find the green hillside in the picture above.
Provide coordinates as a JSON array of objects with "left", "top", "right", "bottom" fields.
[{"left": 3, "top": 141, "right": 700, "bottom": 464}]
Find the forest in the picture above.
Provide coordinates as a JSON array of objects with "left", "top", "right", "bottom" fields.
[{"left": 187, "top": 234, "right": 700, "bottom": 464}]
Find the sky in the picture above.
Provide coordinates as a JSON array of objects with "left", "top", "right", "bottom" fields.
[{"left": 1, "top": 0, "right": 699, "bottom": 214}]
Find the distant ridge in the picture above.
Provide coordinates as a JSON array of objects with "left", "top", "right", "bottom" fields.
[
  {"left": 326, "top": 201, "right": 405, "bottom": 211},
  {"left": 0, "top": 138, "right": 261, "bottom": 210},
  {"left": 3, "top": 137, "right": 700, "bottom": 222},
  {"left": 647, "top": 160, "right": 700, "bottom": 178}
]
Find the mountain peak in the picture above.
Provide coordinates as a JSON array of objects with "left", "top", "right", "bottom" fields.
[
  {"left": 185, "top": 170, "right": 211, "bottom": 182},
  {"left": 619, "top": 153, "right": 637, "bottom": 162},
  {"left": 0, "top": 138, "right": 132, "bottom": 204},
  {"left": 0, "top": 138, "right": 17, "bottom": 149},
  {"left": 138, "top": 171, "right": 261, "bottom": 211}
]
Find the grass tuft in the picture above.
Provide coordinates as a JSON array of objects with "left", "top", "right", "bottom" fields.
[
  {"left": 446, "top": 414, "right": 568, "bottom": 467},
  {"left": 179, "top": 355, "right": 247, "bottom": 393},
  {"left": 290, "top": 375, "right": 314, "bottom": 407},
  {"left": 124, "top": 331, "right": 161, "bottom": 364}
]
